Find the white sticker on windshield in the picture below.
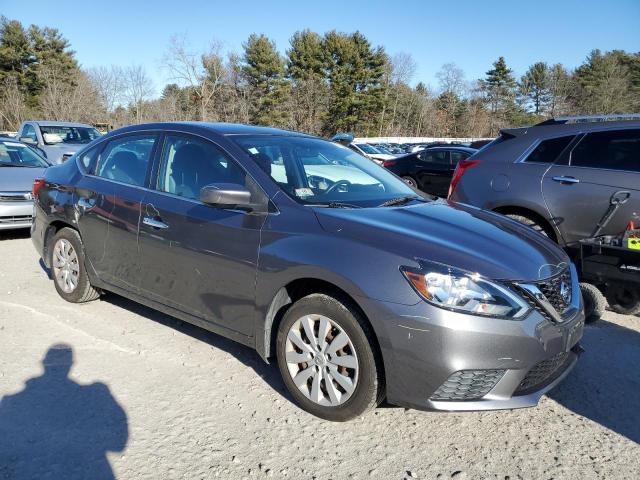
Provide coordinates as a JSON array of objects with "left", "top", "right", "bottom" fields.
[
  {"left": 295, "top": 188, "right": 314, "bottom": 198},
  {"left": 248, "top": 147, "right": 259, "bottom": 154}
]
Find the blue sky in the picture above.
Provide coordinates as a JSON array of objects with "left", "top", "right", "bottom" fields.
[{"left": 3, "top": 0, "right": 639, "bottom": 97}]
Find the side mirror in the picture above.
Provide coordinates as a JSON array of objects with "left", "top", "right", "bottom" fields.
[
  {"left": 200, "top": 183, "right": 252, "bottom": 209},
  {"left": 20, "top": 136, "right": 37, "bottom": 145}
]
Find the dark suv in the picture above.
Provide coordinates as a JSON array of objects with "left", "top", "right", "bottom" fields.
[{"left": 449, "top": 115, "right": 640, "bottom": 247}]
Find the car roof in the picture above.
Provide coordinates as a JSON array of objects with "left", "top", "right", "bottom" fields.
[
  {"left": 29, "top": 120, "right": 94, "bottom": 128},
  {"left": 502, "top": 119, "right": 640, "bottom": 140},
  {"left": 111, "top": 121, "right": 313, "bottom": 138}
]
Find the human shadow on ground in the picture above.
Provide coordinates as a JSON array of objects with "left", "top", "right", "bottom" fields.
[
  {"left": 0, "top": 344, "right": 128, "bottom": 479},
  {"left": 549, "top": 318, "right": 640, "bottom": 444},
  {"left": 104, "top": 293, "right": 292, "bottom": 403}
]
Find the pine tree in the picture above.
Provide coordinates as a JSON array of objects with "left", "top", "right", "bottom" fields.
[
  {"left": 321, "top": 31, "right": 386, "bottom": 135},
  {"left": 520, "top": 62, "right": 550, "bottom": 115},
  {"left": 242, "top": 34, "right": 290, "bottom": 128},
  {"left": 479, "top": 56, "right": 518, "bottom": 135}
]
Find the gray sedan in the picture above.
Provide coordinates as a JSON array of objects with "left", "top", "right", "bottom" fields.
[{"left": 0, "top": 137, "right": 49, "bottom": 230}]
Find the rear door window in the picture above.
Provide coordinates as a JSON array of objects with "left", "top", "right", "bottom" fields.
[
  {"left": 450, "top": 150, "right": 470, "bottom": 164},
  {"left": 94, "top": 135, "right": 157, "bottom": 186},
  {"left": 570, "top": 129, "right": 640, "bottom": 172},
  {"left": 419, "top": 150, "right": 448, "bottom": 164},
  {"left": 524, "top": 136, "right": 575, "bottom": 164}
]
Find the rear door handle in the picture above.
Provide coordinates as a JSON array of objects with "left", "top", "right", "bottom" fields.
[
  {"left": 552, "top": 176, "right": 580, "bottom": 184},
  {"left": 143, "top": 216, "right": 169, "bottom": 229}
]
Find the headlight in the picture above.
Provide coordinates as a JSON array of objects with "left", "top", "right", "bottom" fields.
[{"left": 401, "top": 263, "right": 531, "bottom": 319}]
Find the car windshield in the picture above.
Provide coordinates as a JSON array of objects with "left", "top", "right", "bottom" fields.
[
  {"left": 39, "top": 125, "right": 101, "bottom": 145},
  {"left": 232, "top": 136, "right": 424, "bottom": 207},
  {"left": 355, "top": 143, "right": 381, "bottom": 155},
  {"left": 0, "top": 141, "right": 49, "bottom": 167}
]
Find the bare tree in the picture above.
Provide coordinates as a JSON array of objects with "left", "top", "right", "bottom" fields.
[
  {"left": 38, "top": 67, "right": 103, "bottom": 123},
  {"left": 0, "top": 77, "right": 30, "bottom": 130},
  {"left": 122, "top": 65, "right": 154, "bottom": 123},
  {"left": 87, "top": 66, "right": 124, "bottom": 113},
  {"left": 163, "top": 35, "right": 226, "bottom": 121}
]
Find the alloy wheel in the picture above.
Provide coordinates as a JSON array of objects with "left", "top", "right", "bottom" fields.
[
  {"left": 284, "top": 314, "right": 359, "bottom": 406},
  {"left": 52, "top": 238, "right": 80, "bottom": 294}
]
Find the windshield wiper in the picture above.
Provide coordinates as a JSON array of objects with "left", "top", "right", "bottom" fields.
[
  {"left": 378, "top": 195, "right": 427, "bottom": 207},
  {"left": 306, "top": 202, "right": 363, "bottom": 209}
]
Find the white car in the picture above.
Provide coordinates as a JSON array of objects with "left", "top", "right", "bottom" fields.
[{"left": 349, "top": 143, "right": 395, "bottom": 164}]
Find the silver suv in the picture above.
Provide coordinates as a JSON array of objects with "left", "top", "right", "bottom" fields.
[{"left": 449, "top": 115, "right": 640, "bottom": 247}]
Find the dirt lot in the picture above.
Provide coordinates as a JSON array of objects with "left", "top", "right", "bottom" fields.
[{"left": 0, "top": 230, "right": 638, "bottom": 480}]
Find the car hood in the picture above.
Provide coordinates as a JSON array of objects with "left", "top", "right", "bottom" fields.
[
  {"left": 43, "top": 143, "right": 83, "bottom": 162},
  {"left": 0, "top": 166, "right": 47, "bottom": 191},
  {"left": 313, "top": 200, "right": 569, "bottom": 282}
]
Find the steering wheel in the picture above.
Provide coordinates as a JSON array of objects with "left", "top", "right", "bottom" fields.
[{"left": 324, "top": 179, "right": 351, "bottom": 194}]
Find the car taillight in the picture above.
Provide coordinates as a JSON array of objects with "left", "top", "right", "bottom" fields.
[
  {"left": 32, "top": 178, "right": 45, "bottom": 198},
  {"left": 382, "top": 159, "right": 397, "bottom": 167},
  {"left": 448, "top": 159, "right": 480, "bottom": 199}
]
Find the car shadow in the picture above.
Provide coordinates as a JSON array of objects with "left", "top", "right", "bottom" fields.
[
  {"left": 548, "top": 318, "right": 640, "bottom": 444},
  {"left": 102, "top": 294, "right": 292, "bottom": 404},
  {"left": 0, "top": 343, "right": 128, "bottom": 479},
  {"left": 0, "top": 229, "right": 31, "bottom": 241}
]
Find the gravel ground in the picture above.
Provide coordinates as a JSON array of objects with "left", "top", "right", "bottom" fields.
[{"left": 0, "top": 230, "right": 638, "bottom": 480}]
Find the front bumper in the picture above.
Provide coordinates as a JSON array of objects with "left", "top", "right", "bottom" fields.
[
  {"left": 357, "top": 268, "right": 585, "bottom": 411},
  {"left": 0, "top": 201, "right": 33, "bottom": 230}
]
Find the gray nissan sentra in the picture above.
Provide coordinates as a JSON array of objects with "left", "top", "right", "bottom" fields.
[{"left": 31, "top": 122, "right": 584, "bottom": 421}]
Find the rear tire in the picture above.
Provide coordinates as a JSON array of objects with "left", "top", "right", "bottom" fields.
[
  {"left": 505, "top": 213, "right": 553, "bottom": 239},
  {"left": 50, "top": 228, "right": 100, "bottom": 303},
  {"left": 276, "top": 293, "right": 384, "bottom": 421},
  {"left": 580, "top": 282, "right": 606, "bottom": 323},
  {"left": 401, "top": 176, "right": 418, "bottom": 189},
  {"left": 606, "top": 283, "right": 640, "bottom": 316}
]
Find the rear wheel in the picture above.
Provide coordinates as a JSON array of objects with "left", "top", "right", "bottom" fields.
[
  {"left": 580, "top": 282, "right": 606, "bottom": 323},
  {"left": 401, "top": 176, "right": 418, "bottom": 189},
  {"left": 606, "top": 283, "right": 640, "bottom": 316},
  {"left": 276, "top": 293, "right": 383, "bottom": 421},
  {"left": 505, "top": 213, "right": 553, "bottom": 238},
  {"left": 50, "top": 228, "right": 100, "bottom": 303}
]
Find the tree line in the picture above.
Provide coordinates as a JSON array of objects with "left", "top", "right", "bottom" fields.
[{"left": 1, "top": 16, "right": 638, "bottom": 138}]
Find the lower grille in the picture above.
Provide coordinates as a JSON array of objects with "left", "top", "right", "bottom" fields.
[
  {"left": 515, "top": 351, "right": 569, "bottom": 395},
  {"left": 0, "top": 215, "right": 32, "bottom": 225},
  {"left": 430, "top": 369, "right": 505, "bottom": 401}
]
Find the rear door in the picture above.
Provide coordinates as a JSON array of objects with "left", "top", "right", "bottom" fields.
[
  {"left": 76, "top": 133, "right": 158, "bottom": 291},
  {"left": 137, "top": 132, "right": 267, "bottom": 337},
  {"left": 542, "top": 128, "right": 640, "bottom": 245},
  {"left": 415, "top": 149, "right": 455, "bottom": 197}
]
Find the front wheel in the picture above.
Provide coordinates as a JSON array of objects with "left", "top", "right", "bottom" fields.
[
  {"left": 50, "top": 228, "right": 100, "bottom": 303},
  {"left": 276, "top": 293, "right": 384, "bottom": 421}
]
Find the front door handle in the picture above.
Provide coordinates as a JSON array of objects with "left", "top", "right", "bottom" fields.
[
  {"left": 77, "top": 197, "right": 96, "bottom": 209},
  {"left": 552, "top": 176, "right": 580, "bottom": 184},
  {"left": 142, "top": 216, "right": 169, "bottom": 229}
]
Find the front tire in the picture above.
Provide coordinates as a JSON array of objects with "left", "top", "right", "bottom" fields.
[
  {"left": 580, "top": 282, "right": 606, "bottom": 323},
  {"left": 50, "top": 228, "right": 100, "bottom": 303},
  {"left": 276, "top": 293, "right": 384, "bottom": 421}
]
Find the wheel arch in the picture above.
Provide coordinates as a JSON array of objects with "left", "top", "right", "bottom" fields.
[
  {"left": 492, "top": 205, "right": 558, "bottom": 242},
  {"left": 258, "top": 278, "right": 383, "bottom": 374},
  {"left": 42, "top": 220, "right": 80, "bottom": 268}
]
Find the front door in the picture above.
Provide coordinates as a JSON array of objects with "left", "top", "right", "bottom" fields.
[
  {"left": 542, "top": 129, "right": 640, "bottom": 245},
  {"left": 137, "top": 133, "right": 267, "bottom": 336}
]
